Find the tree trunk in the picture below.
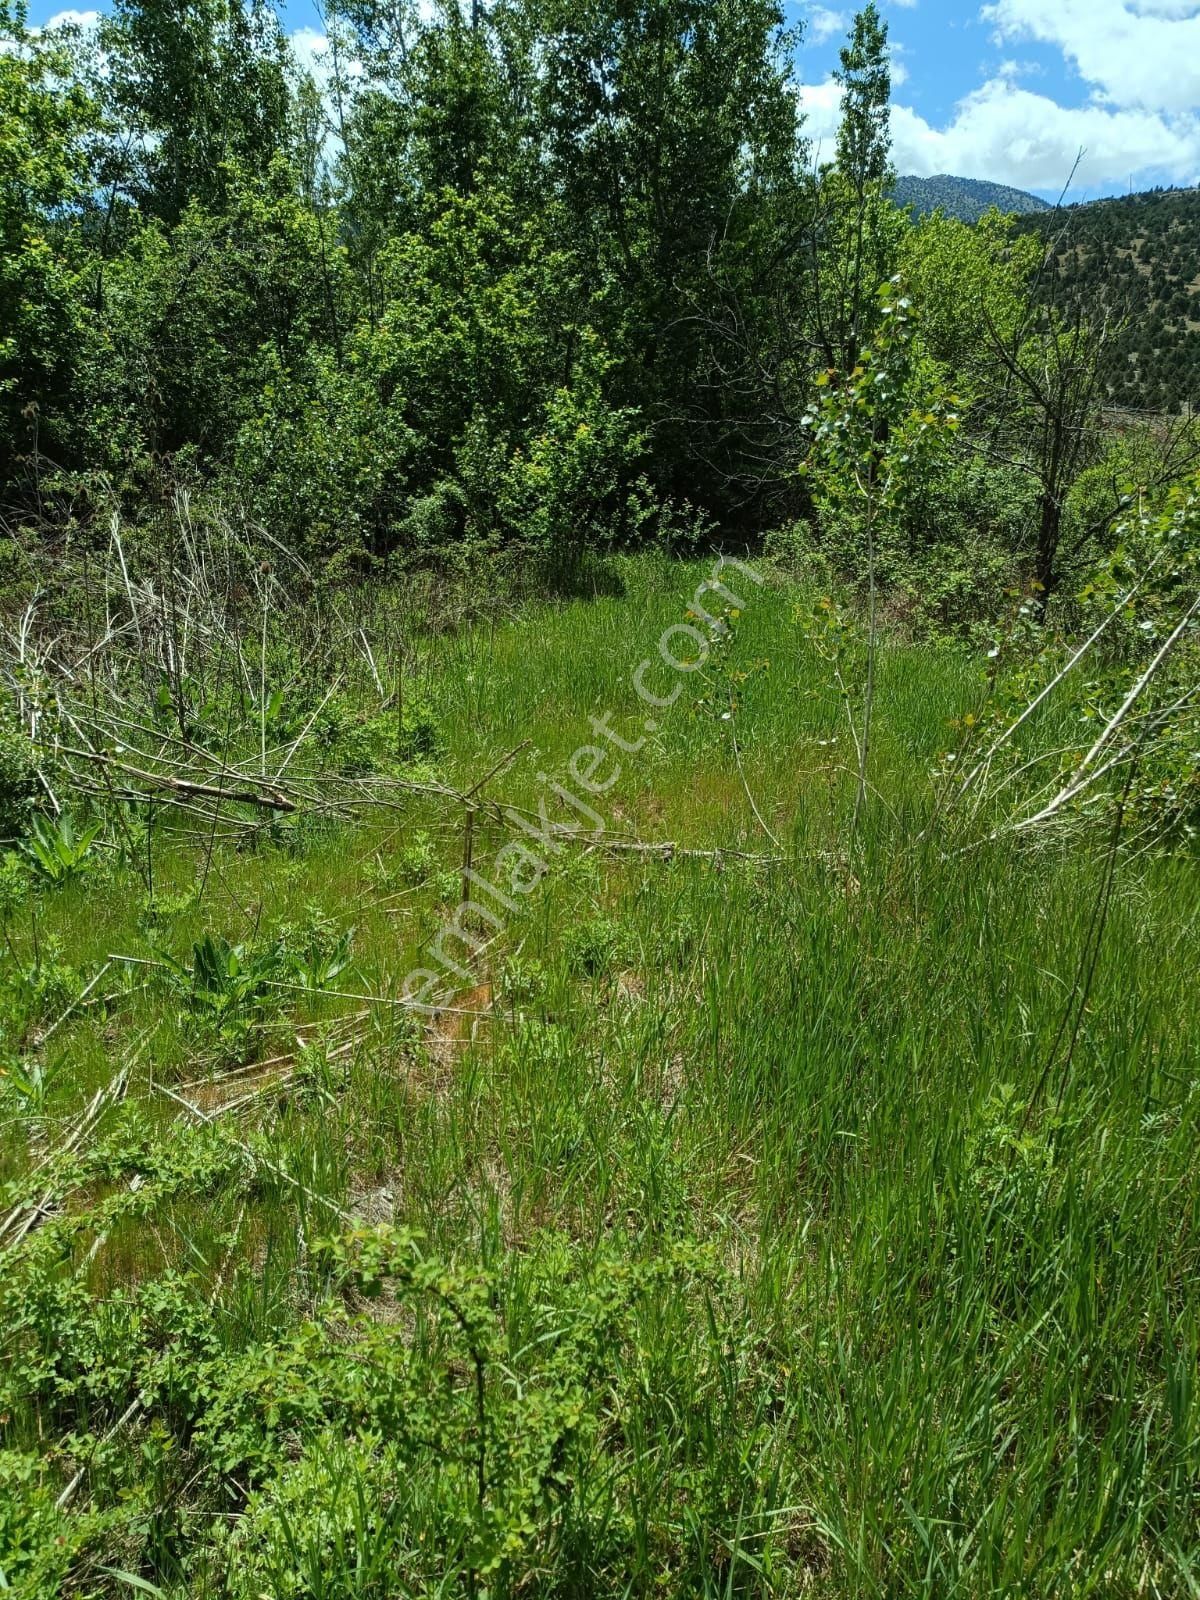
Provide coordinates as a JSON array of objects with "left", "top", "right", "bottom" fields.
[{"left": 1035, "top": 492, "right": 1061, "bottom": 617}]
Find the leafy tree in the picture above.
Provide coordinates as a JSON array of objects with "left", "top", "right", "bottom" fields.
[
  {"left": 4, "top": 0, "right": 1189, "bottom": 608},
  {"left": 332, "top": 2, "right": 529, "bottom": 321},
  {"left": 981, "top": 307, "right": 1113, "bottom": 608},
  {"left": 835, "top": 2, "right": 891, "bottom": 201},
  {"left": 0, "top": 1, "right": 99, "bottom": 479},
  {"left": 803, "top": 276, "right": 962, "bottom": 828},
  {"left": 826, "top": 2, "right": 895, "bottom": 374},
  {"left": 99, "top": 0, "right": 293, "bottom": 225},
  {"left": 901, "top": 209, "right": 1040, "bottom": 395},
  {"left": 78, "top": 158, "right": 346, "bottom": 469},
  {"left": 521, "top": 0, "right": 808, "bottom": 515}
]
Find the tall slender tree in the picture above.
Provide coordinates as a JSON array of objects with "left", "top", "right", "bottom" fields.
[
  {"left": 835, "top": 2, "right": 891, "bottom": 201},
  {"left": 524, "top": 0, "right": 808, "bottom": 516},
  {"left": 0, "top": 0, "right": 99, "bottom": 477},
  {"left": 833, "top": 3, "right": 893, "bottom": 374},
  {"left": 797, "top": 3, "right": 899, "bottom": 391}
]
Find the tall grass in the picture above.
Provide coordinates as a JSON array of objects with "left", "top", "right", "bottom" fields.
[{"left": 0, "top": 556, "right": 1196, "bottom": 1597}]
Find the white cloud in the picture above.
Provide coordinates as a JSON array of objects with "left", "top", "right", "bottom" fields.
[
  {"left": 892, "top": 77, "right": 1200, "bottom": 190},
  {"left": 799, "top": 0, "right": 1200, "bottom": 194},
  {"left": 796, "top": 76, "right": 844, "bottom": 160},
  {"left": 288, "top": 24, "right": 370, "bottom": 97},
  {"left": 982, "top": 0, "right": 1200, "bottom": 116},
  {"left": 290, "top": 25, "right": 333, "bottom": 85},
  {"left": 42, "top": 9, "right": 99, "bottom": 29},
  {"left": 287, "top": 6, "right": 438, "bottom": 88},
  {"left": 806, "top": 6, "right": 849, "bottom": 45},
  {"left": 1, "top": 8, "right": 98, "bottom": 56}
]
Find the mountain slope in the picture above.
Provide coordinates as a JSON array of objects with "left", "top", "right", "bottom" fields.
[
  {"left": 1013, "top": 186, "right": 1200, "bottom": 412},
  {"left": 893, "top": 174, "right": 1052, "bottom": 223}
]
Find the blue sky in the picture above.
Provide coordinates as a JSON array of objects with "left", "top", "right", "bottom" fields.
[
  {"left": 793, "top": 0, "right": 1200, "bottom": 199},
  {"left": 25, "top": 0, "right": 1200, "bottom": 201}
]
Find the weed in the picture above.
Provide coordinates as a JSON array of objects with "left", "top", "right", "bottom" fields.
[
  {"left": 21, "top": 812, "right": 100, "bottom": 887},
  {"left": 0, "top": 851, "right": 30, "bottom": 925},
  {"left": 0, "top": 1051, "right": 60, "bottom": 1116},
  {"left": 394, "top": 828, "right": 436, "bottom": 886},
  {"left": 499, "top": 956, "right": 547, "bottom": 1007},
  {"left": 278, "top": 908, "right": 356, "bottom": 992},
  {"left": 136, "top": 889, "right": 199, "bottom": 941},
  {"left": 562, "top": 915, "right": 625, "bottom": 979},
  {"left": 3, "top": 939, "right": 83, "bottom": 1026}
]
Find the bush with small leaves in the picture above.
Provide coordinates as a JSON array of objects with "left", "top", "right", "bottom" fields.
[
  {"left": 563, "top": 915, "right": 625, "bottom": 979},
  {"left": 0, "top": 716, "right": 38, "bottom": 845}
]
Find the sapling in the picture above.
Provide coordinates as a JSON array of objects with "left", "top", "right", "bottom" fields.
[{"left": 802, "top": 275, "right": 962, "bottom": 851}]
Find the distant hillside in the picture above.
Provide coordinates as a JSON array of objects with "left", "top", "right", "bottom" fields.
[
  {"left": 893, "top": 174, "right": 1052, "bottom": 224},
  {"left": 1013, "top": 187, "right": 1200, "bottom": 413}
]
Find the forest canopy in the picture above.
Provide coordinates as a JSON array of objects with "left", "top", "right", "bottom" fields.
[
  {"left": 5, "top": 0, "right": 1195, "bottom": 617},
  {"left": 1, "top": 0, "right": 1199, "bottom": 656}
]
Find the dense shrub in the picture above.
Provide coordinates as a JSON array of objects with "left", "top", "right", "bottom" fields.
[{"left": 0, "top": 710, "right": 37, "bottom": 844}]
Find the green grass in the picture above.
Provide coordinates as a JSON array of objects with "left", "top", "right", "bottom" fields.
[{"left": 1, "top": 555, "right": 1198, "bottom": 1597}]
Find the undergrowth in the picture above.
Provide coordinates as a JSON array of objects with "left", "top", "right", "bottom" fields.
[{"left": 0, "top": 553, "right": 1197, "bottom": 1598}]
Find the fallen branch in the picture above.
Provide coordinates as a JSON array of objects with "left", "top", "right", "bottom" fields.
[
  {"left": 0, "top": 1067, "right": 130, "bottom": 1250},
  {"left": 51, "top": 743, "right": 298, "bottom": 813},
  {"left": 1011, "top": 592, "right": 1200, "bottom": 833},
  {"left": 579, "top": 833, "right": 783, "bottom": 865}
]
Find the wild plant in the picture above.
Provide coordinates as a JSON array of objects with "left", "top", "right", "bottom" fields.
[{"left": 21, "top": 812, "right": 100, "bottom": 887}]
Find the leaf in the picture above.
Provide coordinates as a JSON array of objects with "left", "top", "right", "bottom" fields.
[{"left": 99, "top": 1573, "right": 167, "bottom": 1598}]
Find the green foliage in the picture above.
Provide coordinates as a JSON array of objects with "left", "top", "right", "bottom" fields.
[
  {"left": 3, "top": 936, "right": 82, "bottom": 1025},
  {"left": 0, "top": 1052, "right": 61, "bottom": 1117},
  {"left": 523, "top": 0, "right": 808, "bottom": 516},
  {"left": 0, "top": 1449, "right": 90, "bottom": 1598},
  {"left": 21, "top": 811, "right": 99, "bottom": 886},
  {"left": 0, "top": 0, "right": 822, "bottom": 548},
  {"left": 150, "top": 918, "right": 356, "bottom": 1057},
  {"left": 0, "top": 4, "right": 98, "bottom": 468},
  {"left": 277, "top": 909, "right": 356, "bottom": 993},
  {"left": 0, "top": 851, "right": 30, "bottom": 923},
  {"left": 184, "top": 932, "right": 287, "bottom": 1017},
  {"left": 231, "top": 346, "right": 415, "bottom": 563},
  {"left": 499, "top": 954, "right": 547, "bottom": 1006},
  {"left": 963, "top": 467, "right": 1200, "bottom": 837},
  {"left": 226, "top": 185, "right": 652, "bottom": 562},
  {"left": 311, "top": 692, "right": 441, "bottom": 776},
  {"left": 901, "top": 208, "right": 1041, "bottom": 389},
  {"left": 0, "top": 714, "right": 38, "bottom": 843},
  {"left": 1077, "top": 476, "right": 1200, "bottom": 834},
  {"left": 0, "top": 0, "right": 1191, "bottom": 617},
  {"left": 0, "top": 558, "right": 1197, "bottom": 1597},
  {"left": 562, "top": 914, "right": 626, "bottom": 978},
  {"left": 5, "top": 0, "right": 1200, "bottom": 1575},
  {"left": 803, "top": 276, "right": 964, "bottom": 529},
  {"left": 83, "top": 160, "right": 345, "bottom": 470},
  {"left": 100, "top": 0, "right": 292, "bottom": 225},
  {"left": 834, "top": 3, "right": 891, "bottom": 195}
]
